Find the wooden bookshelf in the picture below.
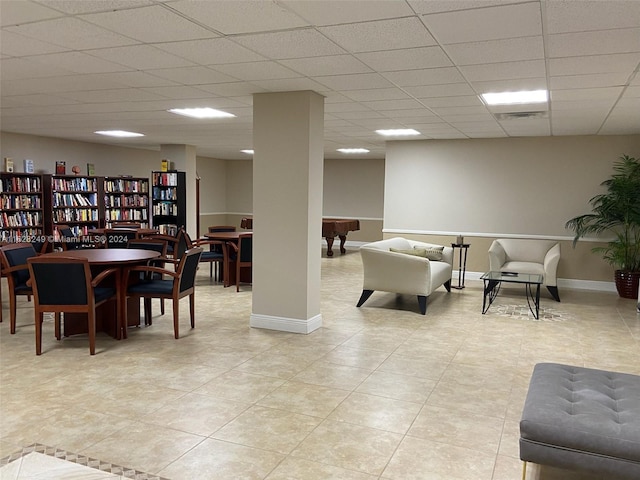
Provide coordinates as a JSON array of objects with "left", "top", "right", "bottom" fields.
[
  {"left": 104, "top": 176, "right": 150, "bottom": 228},
  {"left": 44, "top": 174, "right": 102, "bottom": 237},
  {"left": 151, "top": 171, "right": 186, "bottom": 235},
  {"left": 0, "top": 172, "right": 44, "bottom": 242}
]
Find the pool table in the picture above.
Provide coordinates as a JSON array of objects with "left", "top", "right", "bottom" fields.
[{"left": 239, "top": 217, "right": 360, "bottom": 256}]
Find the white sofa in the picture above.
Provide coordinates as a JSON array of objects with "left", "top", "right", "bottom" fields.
[
  {"left": 357, "top": 237, "right": 453, "bottom": 314},
  {"left": 488, "top": 238, "right": 561, "bottom": 301}
]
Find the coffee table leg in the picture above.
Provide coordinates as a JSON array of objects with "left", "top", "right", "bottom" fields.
[
  {"left": 482, "top": 279, "right": 500, "bottom": 314},
  {"left": 525, "top": 282, "right": 541, "bottom": 319}
]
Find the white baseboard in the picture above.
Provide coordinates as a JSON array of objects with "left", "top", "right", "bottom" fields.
[{"left": 250, "top": 312, "right": 323, "bottom": 334}]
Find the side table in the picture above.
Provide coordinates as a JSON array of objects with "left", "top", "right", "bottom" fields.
[{"left": 451, "top": 243, "right": 470, "bottom": 289}]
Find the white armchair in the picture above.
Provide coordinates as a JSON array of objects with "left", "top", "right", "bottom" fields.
[
  {"left": 488, "top": 238, "right": 561, "bottom": 301},
  {"left": 357, "top": 237, "right": 453, "bottom": 314}
]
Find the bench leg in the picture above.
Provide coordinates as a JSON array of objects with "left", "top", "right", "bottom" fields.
[
  {"left": 356, "top": 290, "right": 374, "bottom": 307},
  {"left": 522, "top": 461, "right": 527, "bottom": 480}
]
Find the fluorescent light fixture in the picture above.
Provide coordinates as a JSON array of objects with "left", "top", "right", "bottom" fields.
[
  {"left": 481, "top": 90, "right": 548, "bottom": 105},
  {"left": 337, "top": 148, "right": 370, "bottom": 154},
  {"left": 94, "top": 130, "right": 144, "bottom": 137},
  {"left": 168, "top": 107, "right": 235, "bottom": 119},
  {"left": 375, "top": 128, "right": 420, "bottom": 137},
  {"left": 241, "top": 149, "right": 254, "bottom": 155}
]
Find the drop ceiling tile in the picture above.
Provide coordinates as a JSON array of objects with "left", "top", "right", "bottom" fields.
[
  {"left": 460, "top": 59, "right": 546, "bottom": 82},
  {"left": 551, "top": 99, "right": 618, "bottom": 111},
  {"left": 248, "top": 77, "right": 329, "bottom": 92},
  {"left": 331, "top": 110, "right": 385, "bottom": 120},
  {"left": 0, "top": 30, "right": 69, "bottom": 56},
  {"left": 82, "top": 5, "right": 218, "bottom": 42},
  {"left": 43, "top": 1, "right": 155, "bottom": 14},
  {"left": 315, "top": 73, "right": 394, "bottom": 91},
  {"left": 232, "top": 29, "right": 346, "bottom": 59},
  {"left": 196, "top": 83, "right": 268, "bottom": 97},
  {"left": 281, "top": 0, "right": 415, "bottom": 26},
  {"left": 599, "top": 117, "right": 640, "bottom": 135},
  {"left": 429, "top": 105, "right": 491, "bottom": 116},
  {"left": 30, "top": 51, "right": 132, "bottom": 74},
  {"left": 383, "top": 110, "right": 438, "bottom": 120},
  {"left": 545, "top": 0, "right": 640, "bottom": 34},
  {"left": 440, "top": 113, "right": 495, "bottom": 122},
  {"left": 471, "top": 77, "right": 548, "bottom": 93},
  {"left": 97, "top": 71, "right": 179, "bottom": 88},
  {"left": 4, "top": 93, "right": 80, "bottom": 106},
  {"left": 550, "top": 86, "right": 623, "bottom": 101},
  {"left": 408, "top": 0, "right": 516, "bottom": 15},
  {"left": 422, "top": 2, "right": 541, "bottom": 44},
  {"left": 4, "top": 17, "right": 137, "bottom": 49},
  {"left": 360, "top": 98, "right": 426, "bottom": 110},
  {"left": 547, "top": 28, "right": 640, "bottom": 58},
  {"left": 59, "top": 88, "right": 167, "bottom": 103},
  {"left": 343, "top": 87, "right": 411, "bottom": 102},
  {"left": 154, "top": 38, "right": 264, "bottom": 65},
  {"left": 146, "top": 66, "right": 239, "bottom": 85},
  {"left": 211, "top": 61, "right": 301, "bottom": 81},
  {"left": 142, "top": 85, "right": 219, "bottom": 100},
  {"left": 319, "top": 17, "right": 436, "bottom": 54},
  {"left": 280, "top": 55, "right": 372, "bottom": 77},
  {"left": 444, "top": 36, "right": 543, "bottom": 66},
  {"left": 550, "top": 73, "right": 631, "bottom": 90},
  {"left": 403, "top": 83, "right": 476, "bottom": 98},
  {"left": 325, "top": 102, "right": 372, "bottom": 113},
  {"left": 356, "top": 46, "right": 452, "bottom": 72},
  {"left": 623, "top": 85, "right": 640, "bottom": 97},
  {"left": 0, "top": 57, "right": 74, "bottom": 80},
  {"left": 548, "top": 53, "right": 640, "bottom": 76},
  {"left": 1, "top": 0, "right": 63, "bottom": 26},
  {"left": 419, "top": 96, "right": 483, "bottom": 108},
  {"left": 169, "top": 0, "right": 309, "bottom": 34},
  {"left": 85, "top": 45, "right": 195, "bottom": 70},
  {"left": 381, "top": 67, "right": 466, "bottom": 87}
]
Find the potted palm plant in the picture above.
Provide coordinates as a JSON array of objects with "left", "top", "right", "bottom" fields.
[{"left": 565, "top": 154, "right": 640, "bottom": 299}]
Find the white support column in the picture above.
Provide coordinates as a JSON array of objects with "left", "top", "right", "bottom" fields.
[
  {"left": 250, "top": 91, "right": 324, "bottom": 333},
  {"left": 160, "top": 144, "right": 197, "bottom": 238}
]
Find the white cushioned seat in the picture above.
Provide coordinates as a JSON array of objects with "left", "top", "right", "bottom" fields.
[
  {"left": 489, "top": 238, "right": 561, "bottom": 301},
  {"left": 357, "top": 237, "right": 453, "bottom": 314}
]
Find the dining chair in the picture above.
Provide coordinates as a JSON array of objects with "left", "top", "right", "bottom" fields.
[
  {"left": 0, "top": 243, "right": 38, "bottom": 334},
  {"left": 27, "top": 255, "right": 120, "bottom": 355},
  {"left": 203, "top": 226, "right": 236, "bottom": 280},
  {"left": 57, "top": 224, "right": 94, "bottom": 250},
  {"left": 123, "top": 246, "right": 203, "bottom": 339},
  {"left": 103, "top": 228, "right": 139, "bottom": 248},
  {"left": 126, "top": 237, "right": 169, "bottom": 322},
  {"left": 225, "top": 232, "right": 252, "bottom": 291}
]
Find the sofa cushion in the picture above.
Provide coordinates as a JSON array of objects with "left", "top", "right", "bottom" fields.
[
  {"left": 390, "top": 247, "right": 428, "bottom": 258},
  {"left": 415, "top": 245, "right": 444, "bottom": 261}
]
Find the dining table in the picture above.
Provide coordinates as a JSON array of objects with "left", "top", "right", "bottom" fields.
[
  {"left": 203, "top": 231, "right": 252, "bottom": 287},
  {"left": 40, "top": 248, "right": 160, "bottom": 339}
]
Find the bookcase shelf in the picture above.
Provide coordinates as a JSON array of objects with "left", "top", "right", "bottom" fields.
[
  {"left": 104, "top": 176, "right": 150, "bottom": 228},
  {"left": 151, "top": 171, "right": 186, "bottom": 235},
  {"left": 44, "top": 174, "right": 103, "bottom": 237},
  {"left": 0, "top": 172, "right": 44, "bottom": 242}
]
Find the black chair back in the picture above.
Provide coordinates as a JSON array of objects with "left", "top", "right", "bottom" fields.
[
  {"left": 104, "top": 228, "right": 138, "bottom": 248},
  {"left": 0, "top": 243, "right": 37, "bottom": 287},
  {"left": 178, "top": 247, "right": 203, "bottom": 293},
  {"left": 29, "top": 260, "right": 90, "bottom": 305},
  {"left": 238, "top": 234, "right": 252, "bottom": 263}
]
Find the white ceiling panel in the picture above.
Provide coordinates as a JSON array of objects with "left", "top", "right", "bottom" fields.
[{"left": 1, "top": 0, "right": 638, "bottom": 160}]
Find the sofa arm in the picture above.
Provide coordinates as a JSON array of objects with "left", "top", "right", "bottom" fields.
[
  {"left": 543, "top": 243, "right": 561, "bottom": 286},
  {"left": 360, "top": 248, "right": 432, "bottom": 296},
  {"left": 488, "top": 240, "right": 506, "bottom": 271}
]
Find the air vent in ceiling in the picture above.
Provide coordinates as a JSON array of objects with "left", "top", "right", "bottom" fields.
[{"left": 494, "top": 111, "right": 548, "bottom": 121}]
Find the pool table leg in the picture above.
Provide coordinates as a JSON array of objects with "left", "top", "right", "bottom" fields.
[{"left": 325, "top": 237, "right": 335, "bottom": 256}]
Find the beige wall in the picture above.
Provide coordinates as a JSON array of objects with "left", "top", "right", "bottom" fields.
[{"left": 384, "top": 135, "right": 640, "bottom": 283}]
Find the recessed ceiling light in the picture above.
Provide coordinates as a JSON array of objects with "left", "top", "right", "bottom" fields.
[
  {"left": 337, "top": 148, "right": 370, "bottom": 154},
  {"left": 241, "top": 149, "right": 254, "bottom": 155},
  {"left": 168, "top": 107, "right": 236, "bottom": 119},
  {"left": 94, "top": 130, "right": 144, "bottom": 137},
  {"left": 481, "top": 90, "right": 548, "bottom": 105},
  {"left": 375, "top": 129, "right": 420, "bottom": 137}
]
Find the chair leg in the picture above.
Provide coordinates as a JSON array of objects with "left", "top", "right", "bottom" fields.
[
  {"left": 417, "top": 295, "right": 428, "bottom": 315},
  {"left": 143, "top": 298, "right": 152, "bottom": 325},
  {"left": 160, "top": 298, "right": 165, "bottom": 315},
  {"left": 547, "top": 286, "right": 561, "bottom": 302},
  {"left": 35, "top": 311, "right": 43, "bottom": 355},
  {"left": 173, "top": 298, "right": 180, "bottom": 339},
  {"left": 190, "top": 293, "right": 195, "bottom": 329},
  {"left": 88, "top": 310, "right": 96, "bottom": 355},
  {"left": 356, "top": 290, "right": 374, "bottom": 307},
  {"left": 444, "top": 280, "right": 451, "bottom": 292},
  {"left": 54, "top": 313, "right": 61, "bottom": 340},
  {"left": 9, "top": 293, "right": 17, "bottom": 334}
]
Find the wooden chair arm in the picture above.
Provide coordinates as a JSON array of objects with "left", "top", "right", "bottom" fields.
[
  {"left": 92, "top": 267, "right": 119, "bottom": 287},
  {"left": 125, "top": 265, "right": 179, "bottom": 279},
  {"left": 2, "top": 264, "right": 28, "bottom": 274}
]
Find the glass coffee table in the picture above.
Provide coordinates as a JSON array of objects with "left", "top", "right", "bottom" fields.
[{"left": 480, "top": 271, "right": 543, "bottom": 319}]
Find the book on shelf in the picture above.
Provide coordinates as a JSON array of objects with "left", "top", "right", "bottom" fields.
[
  {"left": 55, "top": 161, "right": 66, "bottom": 175},
  {"left": 23, "top": 159, "right": 34, "bottom": 173},
  {"left": 161, "top": 159, "right": 170, "bottom": 172},
  {"left": 4, "top": 157, "right": 14, "bottom": 173},
  {"left": 87, "top": 163, "right": 95, "bottom": 176}
]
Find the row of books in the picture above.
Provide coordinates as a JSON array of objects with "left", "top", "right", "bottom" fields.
[
  {"left": 1, "top": 228, "right": 43, "bottom": 242},
  {"left": 1, "top": 194, "right": 42, "bottom": 210},
  {"left": 152, "top": 172, "right": 179, "bottom": 186},
  {"left": 51, "top": 177, "right": 98, "bottom": 192},
  {"left": 104, "top": 179, "right": 149, "bottom": 193},
  {"left": 52, "top": 209, "right": 99, "bottom": 222},
  {"left": 105, "top": 194, "right": 149, "bottom": 207},
  {"left": 0, "top": 176, "right": 41, "bottom": 193},
  {"left": 53, "top": 193, "right": 98, "bottom": 207},
  {"left": 106, "top": 209, "right": 149, "bottom": 221},
  {"left": 1, "top": 211, "right": 42, "bottom": 228},
  {"left": 152, "top": 203, "right": 179, "bottom": 216},
  {"left": 152, "top": 187, "right": 178, "bottom": 201}
]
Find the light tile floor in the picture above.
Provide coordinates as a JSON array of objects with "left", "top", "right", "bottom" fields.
[{"left": 1, "top": 250, "right": 639, "bottom": 479}]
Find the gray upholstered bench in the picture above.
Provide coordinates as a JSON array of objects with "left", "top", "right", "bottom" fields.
[{"left": 520, "top": 363, "right": 640, "bottom": 479}]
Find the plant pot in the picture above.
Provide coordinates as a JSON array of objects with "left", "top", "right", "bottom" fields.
[{"left": 614, "top": 270, "right": 640, "bottom": 299}]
